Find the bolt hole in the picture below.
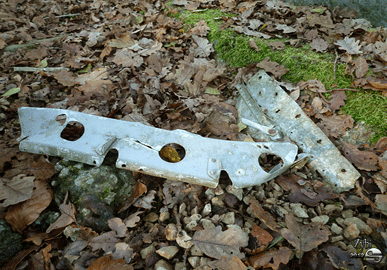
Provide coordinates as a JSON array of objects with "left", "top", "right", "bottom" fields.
[
  {"left": 295, "top": 114, "right": 301, "bottom": 118},
  {"left": 122, "top": 164, "right": 126, "bottom": 168},
  {"left": 263, "top": 145, "right": 269, "bottom": 149},
  {"left": 56, "top": 114, "right": 67, "bottom": 125},
  {"left": 341, "top": 169, "right": 346, "bottom": 172},
  {"left": 257, "top": 145, "right": 261, "bottom": 148},
  {"left": 92, "top": 160, "right": 97, "bottom": 165},
  {"left": 317, "top": 139, "right": 322, "bottom": 144},
  {"left": 159, "top": 143, "right": 186, "bottom": 163},
  {"left": 275, "top": 109, "right": 281, "bottom": 113},
  {"left": 274, "top": 92, "right": 278, "bottom": 96},
  {"left": 60, "top": 121, "right": 85, "bottom": 141}
]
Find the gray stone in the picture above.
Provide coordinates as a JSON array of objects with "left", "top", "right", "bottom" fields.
[
  {"left": 331, "top": 235, "right": 344, "bottom": 242},
  {"left": 211, "top": 196, "right": 224, "bottom": 207},
  {"left": 144, "top": 212, "right": 158, "bottom": 222},
  {"left": 156, "top": 246, "right": 179, "bottom": 260},
  {"left": 221, "top": 212, "right": 235, "bottom": 225},
  {"left": 201, "top": 219, "right": 215, "bottom": 230},
  {"left": 141, "top": 243, "right": 156, "bottom": 259},
  {"left": 331, "top": 223, "right": 343, "bottom": 235},
  {"left": 174, "top": 262, "right": 187, "bottom": 270},
  {"left": 226, "top": 185, "right": 243, "bottom": 201},
  {"left": 0, "top": 220, "right": 23, "bottom": 263},
  {"left": 155, "top": 259, "right": 173, "bottom": 270},
  {"left": 176, "top": 230, "right": 192, "bottom": 249},
  {"left": 165, "top": 224, "right": 178, "bottom": 241},
  {"left": 343, "top": 217, "right": 372, "bottom": 235},
  {"left": 179, "top": 203, "right": 186, "bottom": 214},
  {"left": 341, "top": 209, "right": 353, "bottom": 219},
  {"left": 311, "top": 215, "right": 329, "bottom": 225},
  {"left": 202, "top": 203, "right": 211, "bottom": 217},
  {"left": 200, "top": 257, "right": 212, "bottom": 266},
  {"left": 336, "top": 217, "right": 345, "bottom": 227},
  {"left": 324, "top": 204, "right": 343, "bottom": 215},
  {"left": 343, "top": 224, "right": 360, "bottom": 240},
  {"left": 160, "top": 211, "right": 170, "bottom": 222},
  {"left": 188, "top": 256, "right": 200, "bottom": 268},
  {"left": 290, "top": 203, "right": 309, "bottom": 218}
]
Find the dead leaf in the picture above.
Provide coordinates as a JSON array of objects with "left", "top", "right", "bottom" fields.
[
  {"left": 90, "top": 231, "right": 120, "bottom": 253},
  {"left": 24, "top": 47, "right": 48, "bottom": 60},
  {"left": 249, "top": 38, "right": 260, "bottom": 52},
  {"left": 124, "top": 211, "right": 143, "bottom": 228},
  {"left": 268, "top": 41, "right": 286, "bottom": 50},
  {"left": 30, "top": 243, "right": 52, "bottom": 269},
  {"left": 5, "top": 180, "right": 53, "bottom": 233},
  {"left": 108, "top": 217, "right": 128, "bottom": 238},
  {"left": 87, "top": 255, "right": 134, "bottom": 270},
  {"left": 310, "top": 38, "right": 329, "bottom": 52},
  {"left": 133, "top": 190, "right": 156, "bottom": 209},
  {"left": 28, "top": 156, "right": 56, "bottom": 180},
  {"left": 46, "top": 192, "right": 76, "bottom": 233},
  {"left": 0, "top": 174, "right": 35, "bottom": 207},
  {"left": 316, "top": 114, "right": 354, "bottom": 138},
  {"left": 256, "top": 58, "right": 288, "bottom": 78},
  {"left": 328, "top": 90, "right": 347, "bottom": 112},
  {"left": 366, "top": 77, "right": 387, "bottom": 90},
  {"left": 191, "top": 20, "right": 210, "bottom": 36},
  {"left": 321, "top": 245, "right": 363, "bottom": 269},
  {"left": 276, "top": 175, "right": 338, "bottom": 207},
  {"left": 250, "top": 224, "right": 273, "bottom": 247},
  {"left": 281, "top": 214, "right": 330, "bottom": 258},
  {"left": 48, "top": 69, "right": 77, "bottom": 87},
  {"left": 342, "top": 142, "right": 379, "bottom": 171},
  {"left": 298, "top": 79, "right": 326, "bottom": 92},
  {"left": 248, "top": 247, "right": 293, "bottom": 270},
  {"left": 118, "top": 181, "right": 147, "bottom": 213},
  {"left": 248, "top": 195, "right": 281, "bottom": 231},
  {"left": 375, "top": 194, "right": 387, "bottom": 216},
  {"left": 113, "top": 49, "right": 143, "bottom": 68},
  {"left": 207, "top": 256, "right": 247, "bottom": 270},
  {"left": 163, "top": 180, "right": 186, "bottom": 208},
  {"left": 190, "top": 35, "right": 214, "bottom": 57},
  {"left": 354, "top": 56, "right": 368, "bottom": 78},
  {"left": 335, "top": 37, "right": 362, "bottom": 55},
  {"left": 191, "top": 226, "right": 248, "bottom": 259},
  {"left": 375, "top": 137, "right": 387, "bottom": 153}
]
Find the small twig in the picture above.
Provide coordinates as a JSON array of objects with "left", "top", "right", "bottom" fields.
[
  {"left": 2, "top": 34, "right": 68, "bottom": 52},
  {"left": 324, "top": 88, "right": 360, "bottom": 92},
  {"left": 44, "top": 13, "right": 81, "bottom": 19},
  {"left": 14, "top": 67, "right": 69, "bottom": 72}
]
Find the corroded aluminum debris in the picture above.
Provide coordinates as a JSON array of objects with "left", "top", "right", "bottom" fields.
[
  {"left": 18, "top": 107, "right": 298, "bottom": 188},
  {"left": 236, "top": 70, "right": 360, "bottom": 191}
]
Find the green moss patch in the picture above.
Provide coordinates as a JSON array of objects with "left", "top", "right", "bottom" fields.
[{"left": 172, "top": 8, "right": 387, "bottom": 143}]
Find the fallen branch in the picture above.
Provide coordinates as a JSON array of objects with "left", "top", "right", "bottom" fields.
[
  {"left": 333, "top": 49, "right": 338, "bottom": 81},
  {"left": 2, "top": 34, "right": 68, "bottom": 52},
  {"left": 14, "top": 67, "right": 69, "bottom": 72}
]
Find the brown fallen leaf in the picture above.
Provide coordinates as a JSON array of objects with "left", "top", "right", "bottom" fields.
[
  {"left": 133, "top": 190, "right": 156, "bottom": 209},
  {"left": 328, "top": 90, "right": 347, "bottom": 112},
  {"left": 190, "top": 34, "right": 214, "bottom": 58},
  {"left": 90, "top": 231, "right": 120, "bottom": 253},
  {"left": 298, "top": 79, "right": 326, "bottom": 92},
  {"left": 123, "top": 211, "right": 144, "bottom": 228},
  {"left": 366, "top": 76, "right": 387, "bottom": 90},
  {"left": 30, "top": 243, "right": 52, "bottom": 269},
  {"left": 335, "top": 37, "right": 362, "bottom": 55},
  {"left": 48, "top": 69, "right": 77, "bottom": 87},
  {"left": 276, "top": 175, "right": 338, "bottom": 207},
  {"left": 257, "top": 58, "right": 289, "bottom": 78},
  {"left": 268, "top": 41, "right": 286, "bottom": 50},
  {"left": 310, "top": 38, "right": 329, "bottom": 52},
  {"left": 108, "top": 217, "right": 128, "bottom": 238},
  {"left": 248, "top": 247, "right": 293, "bottom": 270},
  {"left": 119, "top": 181, "right": 147, "bottom": 213},
  {"left": 375, "top": 137, "right": 387, "bottom": 153},
  {"left": 342, "top": 142, "right": 379, "bottom": 171},
  {"left": 316, "top": 113, "right": 354, "bottom": 138},
  {"left": 281, "top": 214, "right": 330, "bottom": 258},
  {"left": 321, "top": 245, "right": 363, "bottom": 269},
  {"left": 207, "top": 256, "right": 247, "bottom": 270},
  {"left": 248, "top": 224, "right": 273, "bottom": 254},
  {"left": 5, "top": 180, "right": 53, "bottom": 233},
  {"left": 87, "top": 255, "right": 134, "bottom": 270},
  {"left": 0, "top": 174, "right": 35, "bottom": 207},
  {"left": 354, "top": 56, "right": 368, "bottom": 78},
  {"left": 191, "top": 226, "right": 248, "bottom": 259},
  {"left": 249, "top": 195, "right": 281, "bottom": 231},
  {"left": 249, "top": 38, "right": 260, "bottom": 52},
  {"left": 46, "top": 192, "right": 76, "bottom": 233},
  {"left": 28, "top": 156, "right": 56, "bottom": 180}
]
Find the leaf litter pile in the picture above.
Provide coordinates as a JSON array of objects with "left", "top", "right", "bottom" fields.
[{"left": 1, "top": 0, "right": 387, "bottom": 269}]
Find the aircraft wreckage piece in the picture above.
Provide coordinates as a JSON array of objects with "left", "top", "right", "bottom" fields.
[
  {"left": 18, "top": 107, "right": 298, "bottom": 189},
  {"left": 236, "top": 70, "right": 360, "bottom": 192}
]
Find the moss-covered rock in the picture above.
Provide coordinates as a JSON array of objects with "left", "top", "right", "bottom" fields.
[
  {"left": 52, "top": 160, "right": 135, "bottom": 231},
  {"left": 0, "top": 220, "right": 24, "bottom": 265}
]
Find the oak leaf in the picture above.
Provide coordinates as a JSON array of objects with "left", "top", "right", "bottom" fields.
[
  {"left": 281, "top": 214, "right": 330, "bottom": 258},
  {"left": 249, "top": 247, "right": 293, "bottom": 270},
  {"left": 207, "top": 256, "right": 248, "bottom": 270},
  {"left": 328, "top": 90, "right": 347, "bottom": 112},
  {"left": 257, "top": 58, "right": 289, "bottom": 78},
  {"left": 310, "top": 38, "right": 329, "bottom": 52},
  {"left": 5, "top": 180, "right": 53, "bottom": 233},
  {"left": 46, "top": 192, "right": 76, "bottom": 233},
  {"left": 0, "top": 174, "right": 35, "bottom": 207},
  {"left": 249, "top": 195, "right": 281, "bottom": 231},
  {"left": 342, "top": 142, "right": 379, "bottom": 171},
  {"left": 87, "top": 255, "right": 134, "bottom": 270},
  {"left": 191, "top": 226, "right": 248, "bottom": 259},
  {"left": 335, "top": 37, "right": 362, "bottom": 55},
  {"left": 190, "top": 35, "right": 213, "bottom": 57}
]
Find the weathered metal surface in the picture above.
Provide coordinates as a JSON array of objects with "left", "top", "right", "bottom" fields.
[
  {"left": 18, "top": 107, "right": 298, "bottom": 188},
  {"left": 236, "top": 70, "right": 360, "bottom": 191}
]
